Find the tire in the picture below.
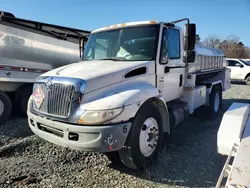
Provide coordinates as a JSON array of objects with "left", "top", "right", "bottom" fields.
[
  {"left": 118, "top": 100, "right": 163, "bottom": 170},
  {"left": 13, "top": 84, "right": 33, "bottom": 116},
  {"left": 0, "top": 91, "right": 12, "bottom": 124},
  {"left": 245, "top": 76, "right": 250, "bottom": 86},
  {"left": 207, "top": 85, "right": 222, "bottom": 116}
]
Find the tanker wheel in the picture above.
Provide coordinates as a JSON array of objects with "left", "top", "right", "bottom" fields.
[
  {"left": 118, "top": 101, "right": 163, "bottom": 170},
  {"left": 0, "top": 91, "right": 12, "bottom": 124},
  {"left": 13, "top": 84, "right": 33, "bottom": 116}
]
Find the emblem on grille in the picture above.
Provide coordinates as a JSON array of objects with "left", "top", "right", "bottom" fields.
[
  {"left": 46, "top": 78, "right": 53, "bottom": 90},
  {"left": 33, "top": 85, "right": 45, "bottom": 109}
]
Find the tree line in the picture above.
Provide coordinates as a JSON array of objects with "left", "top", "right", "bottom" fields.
[{"left": 196, "top": 34, "right": 250, "bottom": 58}]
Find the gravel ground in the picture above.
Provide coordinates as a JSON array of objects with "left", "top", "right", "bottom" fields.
[{"left": 0, "top": 83, "right": 250, "bottom": 188}]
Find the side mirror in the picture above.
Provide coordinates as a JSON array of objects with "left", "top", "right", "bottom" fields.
[
  {"left": 183, "top": 50, "right": 195, "bottom": 63},
  {"left": 184, "top": 24, "right": 196, "bottom": 51}
]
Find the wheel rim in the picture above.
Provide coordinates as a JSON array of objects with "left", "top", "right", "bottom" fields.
[
  {"left": 0, "top": 100, "right": 4, "bottom": 116},
  {"left": 247, "top": 78, "right": 250, "bottom": 85},
  {"left": 214, "top": 92, "right": 220, "bottom": 112},
  {"left": 139, "top": 117, "right": 159, "bottom": 157}
]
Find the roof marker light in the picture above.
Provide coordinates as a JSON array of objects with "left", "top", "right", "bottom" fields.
[{"left": 149, "top": 20, "right": 157, "bottom": 24}]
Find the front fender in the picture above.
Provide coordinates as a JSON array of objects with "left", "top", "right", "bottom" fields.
[
  {"left": 80, "top": 81, "right": 160, "bottom": 122},
  {"left": 81, "top": 81, "right": 159, "bottom": 110}
]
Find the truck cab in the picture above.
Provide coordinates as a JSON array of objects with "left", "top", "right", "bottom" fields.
[
  {"left": 226, "top": 58, "right": 250, "bottom": 85},
  {"left": 27, "top": 19, "right": 231, "bottom": 170}
]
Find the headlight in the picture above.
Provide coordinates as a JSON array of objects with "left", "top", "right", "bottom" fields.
[{"left": 78, "top": 108, "right": 123, "bottom": 125}]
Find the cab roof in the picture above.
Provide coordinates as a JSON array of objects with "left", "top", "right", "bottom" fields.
[{"left": 92, "top": 20, "right": 160, "bottom": 33}]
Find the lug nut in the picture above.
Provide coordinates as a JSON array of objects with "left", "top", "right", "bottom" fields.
[{"left": 142, "top": 124, "right": 147, "bottom": 131}]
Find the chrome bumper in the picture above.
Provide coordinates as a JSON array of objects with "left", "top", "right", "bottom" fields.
[{"left": 27, "top": 111, "right": 131, "bottom": 152}]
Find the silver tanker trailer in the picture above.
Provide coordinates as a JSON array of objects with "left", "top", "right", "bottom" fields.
[{"left": 0, "top": 11, "right": 90, "bottom": 123}]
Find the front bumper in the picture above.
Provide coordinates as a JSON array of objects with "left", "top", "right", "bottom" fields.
[{"left": 27, "top": 111, "right": 131, "bottom": 152}]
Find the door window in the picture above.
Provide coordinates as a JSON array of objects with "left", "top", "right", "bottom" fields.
[
  {"left": 160, "top": 28, "right": 180, "bottom": 64},
  {"left": 227, "top": 60, "right": 241, "bottom": 67}
]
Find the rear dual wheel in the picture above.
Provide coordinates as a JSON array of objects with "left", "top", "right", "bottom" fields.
[
  {"left": 195, "top": 85, "right": 222, "bottom": 119},
  {"left": 208, "top": 85, "right": 222, "bottom": 116}
]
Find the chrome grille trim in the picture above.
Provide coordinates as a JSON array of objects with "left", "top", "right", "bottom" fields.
[
  {"left": 31, "top": 76, "right": 86, "bottom": 120},
  {"left": 33, "top": 82, "right": 75, "bottom": 118}
]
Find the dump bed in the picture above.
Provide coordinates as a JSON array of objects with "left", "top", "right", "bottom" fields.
[
  {"left": 188, "top": 45, "right": 226, "bottom": 74},
  {"left": 0, "top": 11, "right": 90, "bottom": 71}
]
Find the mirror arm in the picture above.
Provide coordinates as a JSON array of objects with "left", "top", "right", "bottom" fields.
[
  {"left": 171, "top": 19, "right": 190, "bottom": 67},
  {"left": 169, "top": 18, "right": 190, "bottom": 67},
  {"left": 170, "top": 18, "right": 190, "bottom": 25}
]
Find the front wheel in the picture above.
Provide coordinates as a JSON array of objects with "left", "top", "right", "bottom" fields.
[{"left": 118, "top": 101, "right": 163, "bottom": 170}]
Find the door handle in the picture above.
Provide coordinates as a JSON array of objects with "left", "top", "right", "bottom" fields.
[
  {"left": 164, "top": 66, "right": 170, "bottom": 73},
  {"left": 179, "top": 74, "right": 183, "bottom": 87}
]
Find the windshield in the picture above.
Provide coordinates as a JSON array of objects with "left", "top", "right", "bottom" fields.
[
  {"left": 240, "top": 60, "right": 250, "bottom": 66},
  {"left": 83, "top": 26, "right": 158, "bottom": 61}
]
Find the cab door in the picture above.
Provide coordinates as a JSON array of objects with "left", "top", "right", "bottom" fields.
[{"left": 156, "top": 25, "right": 186, "bottom": 102}]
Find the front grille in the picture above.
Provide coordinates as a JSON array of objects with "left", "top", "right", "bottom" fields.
[{"left": 33, "top": 82, "right": 75, "bottom": 118}]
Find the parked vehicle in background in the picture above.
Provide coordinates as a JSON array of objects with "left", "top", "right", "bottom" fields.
[
  {"left": 27, "top": 18, "right": 231, "bottom": 170},
  {"left": 0, "top": 11, "right": 90, "bottom": 123},
  {"left": 226, "top": 58, "right": 250, "bottom": 85},
  {"left": 242, "top": 58, "right": 250, "bottom": 64}
]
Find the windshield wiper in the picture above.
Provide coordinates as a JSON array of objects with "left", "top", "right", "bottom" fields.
[
  {"left": 82, "top": 57, "right": 124, "bottom": 61},
  {"left": 97, "top": 57, "right": 124, "bottom": 61}
]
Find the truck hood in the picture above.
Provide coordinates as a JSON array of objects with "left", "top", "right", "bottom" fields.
[{"left": 41, "top": 60, "right": 154, "bottom": 93}]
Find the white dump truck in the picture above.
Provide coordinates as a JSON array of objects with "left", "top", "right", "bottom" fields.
[
  {"left": 0, "top": 11, "right": 90, "bottom": 123},
  {"left": 27, "top": 19, "right": 231, "bottom": 170}
]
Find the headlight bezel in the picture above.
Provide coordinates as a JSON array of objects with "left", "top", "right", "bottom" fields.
[{"left": 78, "top": 107, "right": 124, "bottom": 125}]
